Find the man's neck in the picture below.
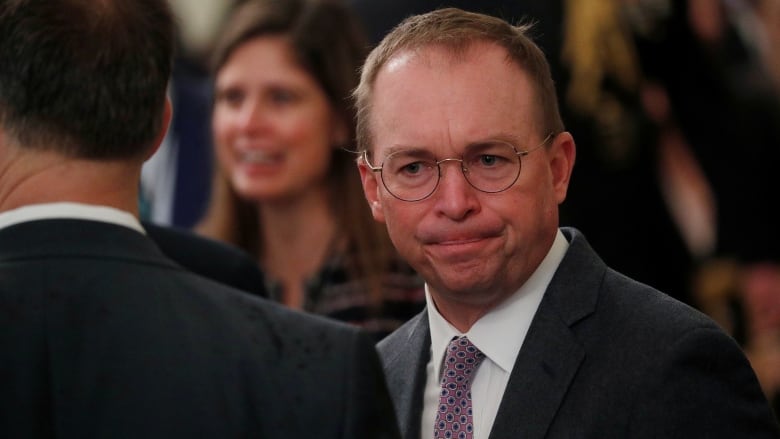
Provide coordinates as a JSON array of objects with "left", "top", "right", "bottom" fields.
[{"left": 0, "top": 147, "right": 141, "bottom": 215}]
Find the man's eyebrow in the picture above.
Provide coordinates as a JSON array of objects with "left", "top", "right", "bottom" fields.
[
  {"left": 380, "top": 132, "right": 528, "bottom": 156},
  {"left": 466, "top": 132, "right": 525, "bottom": 147},
  {"left": 383, "top": 145, "right": 435, "bottom": 156}
]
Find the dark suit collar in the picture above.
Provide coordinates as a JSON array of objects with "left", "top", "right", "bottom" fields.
[
  {"left": 488, "top": 227, "right": 603, "bottom": 438},
  {"left": 0, "top": 218, "right": 177, "bottom": 271},
  {"left": 544, "top": 227, "right": 603, "bottom": 326}
]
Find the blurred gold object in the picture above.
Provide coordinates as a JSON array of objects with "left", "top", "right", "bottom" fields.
[
  {"left": 693, "top": 258, "right": 739, "bottom": 333},
  {"left": 561, "top": 0, "right": 640, "bottom": 115}
]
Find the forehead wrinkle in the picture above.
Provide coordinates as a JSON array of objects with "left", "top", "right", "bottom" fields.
[
  {"left": 380, "top": 144, "right": 435, "bottom": 159},
  {"left": 411, "top": 46, "right": 529, "bottom": 151},
  {"left": 379, "top": 129, "right": 530, "bottom": 162},
  {"left": 465, "top": 132, "right": 527, "bottom": 149},
  {"left": 372, "top": 43, "right": 537, "bottom": 156}
]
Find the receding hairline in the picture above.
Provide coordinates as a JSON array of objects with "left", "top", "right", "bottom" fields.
[
  {"left": 359, "top": 9, "right": 536, "bottom": 88},
  {"left": 379, "top": 39, "right": 520, "bottom": 73},
  {"left": 356, "top": 38, "right": 546, "bottom": 151}
]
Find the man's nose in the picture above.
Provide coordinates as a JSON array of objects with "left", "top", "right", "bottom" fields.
[{"left": 432, "top": 159, "right": 479, "bottom": 220}]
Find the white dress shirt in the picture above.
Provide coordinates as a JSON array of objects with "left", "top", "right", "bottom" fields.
[
  {"left": 421, "top": 229, "right": 569, "bottom": 439},
  {"left": 0, "top": 202, "right": 145, "bottom": 233}
]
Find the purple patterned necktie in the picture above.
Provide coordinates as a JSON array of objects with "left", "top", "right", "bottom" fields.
[{"left": 434, "top": 336, "right": 486, "bottom": 439}]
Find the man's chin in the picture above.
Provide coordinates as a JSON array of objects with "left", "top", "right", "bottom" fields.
[{"left": 430, "top": 267, "right": 500, "bottom": 299}]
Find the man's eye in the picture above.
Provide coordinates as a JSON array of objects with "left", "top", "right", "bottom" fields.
[
  {"left": 480, "top": 155, "right": 499, "bottom": 166},
  {"left": 402, "top": 162, "right": 424, "bottom": 174}
]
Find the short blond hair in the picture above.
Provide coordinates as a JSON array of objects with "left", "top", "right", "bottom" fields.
[{"left": 353, "top": 7, "right": 564, "bottom": 152}]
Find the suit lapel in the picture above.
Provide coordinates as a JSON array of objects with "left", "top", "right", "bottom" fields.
[
  {"left": 488, "top": 228, "right": 602, "bottom": 439},
  {"left": 488, "top": 304, "right": 585, "bottom": 439},
  {"left": 380, "top": 312, "right": 431, "bottom": 439}
]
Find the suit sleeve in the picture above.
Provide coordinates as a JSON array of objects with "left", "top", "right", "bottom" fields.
[
  {"left": 342, "top": 330, "right": 402, "bottom": 439},
  {"left": 629, "top": 326, "right": 780, "bottom": 437}
]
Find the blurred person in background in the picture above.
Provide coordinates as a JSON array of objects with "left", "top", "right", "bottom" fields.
[
  {"left": 139, "top": 0, "right": 234, "bottom": 228},
  {"left": 0, "top": 0, "right": 400, "bottom": 436},
  {"left": 197, "top": 0, "right": 425, "bottom": 340},
  {"left": 136, "top": 0, "right": 269, "bottom": 298}
]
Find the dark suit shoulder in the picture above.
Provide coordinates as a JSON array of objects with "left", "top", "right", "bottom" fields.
[
  {"left": 558, "top": 228, "right": 721, "bottom": 347},
  {"left": 549, "top": 237, "right": 780, "bottom": 436},
  {"left": 143, "top": 222, "right": 267, "bottom": 297},
  {"left": 597, "top": 267, "right": 722, "bottom": 344},
  {"left": 596, "top": 275, "right": 780, "bottom": 437},
  {"left": 0, "top": 222, "right": 399, "bottom": 438},
  {"left": 224, "top": 296, "right": 401, "bottom": 438}
]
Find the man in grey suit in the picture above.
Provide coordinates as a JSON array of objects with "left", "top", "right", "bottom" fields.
[
  {"left": 354, "top": 8, "right": 779, "bottom": 438},
  {"left": 0, "top": 0, "right": 399, "bottom": 437}
]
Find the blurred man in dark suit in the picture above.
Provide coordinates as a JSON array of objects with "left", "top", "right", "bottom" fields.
[{"left": 0, "top": 1, "right": 399, "bottom": 437}]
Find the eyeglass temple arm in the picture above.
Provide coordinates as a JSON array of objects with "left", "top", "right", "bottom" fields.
[
  {"left": 517, "top": 132, "right": 556, "bottom": 157},
  {"left": 360, "top": 150, "right": 383, "bottom": 172}
]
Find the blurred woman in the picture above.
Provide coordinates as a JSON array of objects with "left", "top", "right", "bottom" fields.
[{"left": 198, "top": 0, "right": 424, "bottom": 339}]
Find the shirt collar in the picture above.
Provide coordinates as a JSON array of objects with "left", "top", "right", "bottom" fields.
[
  {"left": 427, "top": 229, "right": 569, "bottom": 373},
  {"left": 0, "top": 202, "right": 145, "bottom": 234}
]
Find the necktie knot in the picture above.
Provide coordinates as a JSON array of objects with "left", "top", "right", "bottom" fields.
[
  {"left": 435, "top": 336, "right": 485, "bottom": 439},
  {"left": 441, "top": 336, "right": 485, "bottom": 387}
]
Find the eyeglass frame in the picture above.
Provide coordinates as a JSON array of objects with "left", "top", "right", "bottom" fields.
[{"left": 361, "top": 132, "right": 556, "bottom": 202}]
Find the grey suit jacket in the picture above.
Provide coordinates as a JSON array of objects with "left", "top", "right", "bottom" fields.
[
  {"left": 0, "top": 219, "right": 400, "bottom": 438},
  {"left": 378, "top": 228, "right": 779, "bottom": 438}
]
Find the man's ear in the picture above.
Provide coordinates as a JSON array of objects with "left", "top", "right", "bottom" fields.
[
  {"left": 548, "top": 131, "right": 576, "bottom": 204},
  {"left": 357, "top": 153, "right": 386, "bottom": 223},
  {"left": 145, "top": 98, "right": 172, "bottom": 162}
]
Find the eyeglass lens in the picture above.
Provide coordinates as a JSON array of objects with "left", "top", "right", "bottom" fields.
[{"left": 380, "top": 141, "right": 522, "bottom": 201}]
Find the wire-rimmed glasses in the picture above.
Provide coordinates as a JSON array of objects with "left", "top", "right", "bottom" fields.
[{"left": 362, "top": 133, "right": 555, "bottom": 202}]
